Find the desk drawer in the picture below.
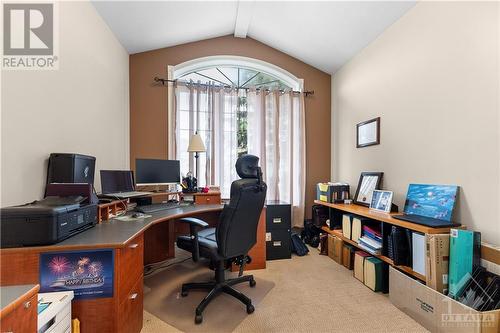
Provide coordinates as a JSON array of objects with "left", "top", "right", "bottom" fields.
[
  {"left": 118, "top": 276, "right": 143, "bottom": 333},
  {"left": 266, "top": 204, "right": 291, "bottom": 231},
  {"left": 0, "top": 293, "right": 37, "bottom": 333},
  {"left": 118, "top": 234, "right": 144, "bottom": 304},
  {"left": 195, "top": 194, "right": 220, "bottom": 205}
]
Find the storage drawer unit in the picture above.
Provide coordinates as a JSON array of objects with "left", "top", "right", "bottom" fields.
[
  {"left": 194, "top": 193, "right": 221, "bottom": 205},
  {"left": 265, "top": 201, "right": 291, "bottom": 260},
  {"left": 266, "top": 229, "right": 291, "bottom": 260}
]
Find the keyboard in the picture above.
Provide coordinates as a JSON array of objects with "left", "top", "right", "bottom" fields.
[
  {"left": 393, "top": 214, "right": 459, "bottom": 228},
  {"left": 135, "top": 202, "right": 191, "bottom": 214},
  {"left": 101, "top": 191, "right": 152, "bottom": 199}
]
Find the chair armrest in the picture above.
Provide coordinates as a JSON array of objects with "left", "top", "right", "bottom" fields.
[
  {"left": 178, "top": 217, "right": 209, "bottom": 229},
  {"left": 178, "top": 217, "right": 209, "bottom": 262}
]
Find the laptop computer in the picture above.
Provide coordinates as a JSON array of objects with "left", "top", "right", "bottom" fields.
[
  {"left": 393, "top": 184, "right": 460, "bottom": 227},
  {"left": 100, "top": 170, "right": 151, "bottom": 199}
]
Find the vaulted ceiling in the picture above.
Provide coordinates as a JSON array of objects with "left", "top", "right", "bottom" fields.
[{"left": 92, "top": 1, "right": 416, "bottom": 74}]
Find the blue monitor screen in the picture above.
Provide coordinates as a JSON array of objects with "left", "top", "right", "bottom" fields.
[{"left": 404, "top": 184, "right": 458, "bottom": 221}]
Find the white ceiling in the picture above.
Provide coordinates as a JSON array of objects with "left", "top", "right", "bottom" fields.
[{"left": 92, "top": 1, "right": 416, "bottom": 74}]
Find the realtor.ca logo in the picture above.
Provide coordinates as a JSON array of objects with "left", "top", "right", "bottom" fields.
[{"left": 2, "top": 2, "right": 59, "bottom": 69}]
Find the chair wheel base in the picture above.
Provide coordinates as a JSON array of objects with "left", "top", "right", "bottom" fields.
[
  {"left": 249, "top": 279, "right": 256, "bottom": 287},
  {"left": 246, "top": 304, "right": 255, "bottom": 314},
  {"left": 195, "top": 314, "right": 203, "bottom": 324}
]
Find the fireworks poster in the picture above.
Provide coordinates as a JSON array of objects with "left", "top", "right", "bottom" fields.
[{"left": 39, "top": 249, "right": 114, "bottom": 299}]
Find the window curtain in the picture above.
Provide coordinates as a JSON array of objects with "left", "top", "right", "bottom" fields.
[
  {"left": 173, "top": 82, "right": 239, "bottom": 198},
  {"left": 247, "top": 90, "right": 306, "bottom": 228}
]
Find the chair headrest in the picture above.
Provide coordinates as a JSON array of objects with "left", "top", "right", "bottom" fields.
[{"left": 235, "top": 155, "right": 259, "bottom": 179}]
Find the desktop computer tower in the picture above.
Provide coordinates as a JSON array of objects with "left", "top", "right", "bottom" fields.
[{"left": 46, "top": 153, "right": 96, "bottom": 185}]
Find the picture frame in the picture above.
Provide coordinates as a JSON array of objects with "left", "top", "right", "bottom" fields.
[
  {"left": 370, "top": 190, "right": 393, "bottom": 213},
  {"left": 354, "top": 172, "right": 383, "bottom": 206},
  {"left": 357, "top": 117, "right": 380, "bottom": 148}
]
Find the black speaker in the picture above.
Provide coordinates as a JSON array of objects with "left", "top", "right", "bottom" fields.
[{"left": 46, "top": 153, "right": 96, "bottom": 185}]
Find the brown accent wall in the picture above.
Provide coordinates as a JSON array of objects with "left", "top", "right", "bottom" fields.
[{"left": 130, "top": 35, "right": 331, "bottom": 219}]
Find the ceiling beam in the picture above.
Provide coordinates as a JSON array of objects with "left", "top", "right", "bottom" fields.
[{"left": 234, "top": 0, "right": 255, "bottom": 38}]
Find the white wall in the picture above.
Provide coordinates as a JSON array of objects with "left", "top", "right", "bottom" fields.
[
  {"left": 1, "top": 1, "right": 129, "bottom": 206},
  {"left": 332, "top": 1, "right": 499, "bottom": 244}
]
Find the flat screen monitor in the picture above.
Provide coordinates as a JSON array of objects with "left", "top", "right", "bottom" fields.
[
  {"left": 100, "top": 170, "right": 135, "bottom": 194},
  {"left": 135, "top": 159, "right": 180, "bottom": 185},
  {"left": 403, "top": 184, "right": 458, "bottom": 221}
]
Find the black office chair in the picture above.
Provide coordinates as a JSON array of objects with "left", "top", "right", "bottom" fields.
[{"left": 176, "top": 154, "right": 267, "bottom": 324}]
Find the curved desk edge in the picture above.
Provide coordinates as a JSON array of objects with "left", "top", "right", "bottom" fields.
[{"left": 0, "top": 204, "right": 224, "bottom": 253}]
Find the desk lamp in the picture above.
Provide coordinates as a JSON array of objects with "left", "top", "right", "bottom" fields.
[{"left": 187, "top": 132, "right": 206, "bottom": 181}]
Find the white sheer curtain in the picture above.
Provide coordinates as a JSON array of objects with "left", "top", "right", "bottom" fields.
[
  {"left": 247, "top": 90, "right": 306, "bottom": 228},
  {"left": 173, "top": 83, "right": 239, "bottom": 198}
]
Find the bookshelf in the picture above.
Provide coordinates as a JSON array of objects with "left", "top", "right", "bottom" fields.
[
  {"left": 314, "top": 200, "right": 458, "bottom": 282},
  {"left": 321, "top": 227, "right": 425, "bottom": 281}
]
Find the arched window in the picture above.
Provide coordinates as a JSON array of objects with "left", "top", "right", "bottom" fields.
[
  {"left": 167, "top": 56, "right": 306, "bottom": 227},
  {"left": 172, "top": 56, "right": 303, "bottom": 91}
]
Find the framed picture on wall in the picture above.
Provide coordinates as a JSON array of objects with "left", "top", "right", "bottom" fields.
[
  {"left": 354, "top": 172, "right": 383, "bottom": 206},
  {"left": 357, "top": 117, "right": 380, "bottom": 148}
]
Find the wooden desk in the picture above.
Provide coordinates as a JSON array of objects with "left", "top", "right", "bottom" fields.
[
  {"left": 0, "top": 203, "right": 265, "bottom": 333},
  {"left": 0, "top": 284, "right": 39, "bottom": 333}
]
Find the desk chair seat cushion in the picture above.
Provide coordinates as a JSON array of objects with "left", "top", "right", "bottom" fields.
[{"left": 177, "top": 227, "right": 220, "bottom": 259}]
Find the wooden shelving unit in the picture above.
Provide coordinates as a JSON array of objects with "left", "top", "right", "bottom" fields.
[
  {"left": 321, "top": 226, "right": 426, "bottom": 281},
  {"left": 314, "top": 200, "right": 458, "bottom": 282},
  {"left": 314, "top": 200, "right": 453, "bottom": 234}
]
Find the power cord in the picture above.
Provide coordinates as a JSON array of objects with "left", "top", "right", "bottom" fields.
[{"left": 144, "top": 257, "right": 192, "bottom": 277}]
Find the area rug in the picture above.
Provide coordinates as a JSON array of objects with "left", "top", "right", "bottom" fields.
[{"left": 143, "top": 259, "right": 275, "bottom": 333}]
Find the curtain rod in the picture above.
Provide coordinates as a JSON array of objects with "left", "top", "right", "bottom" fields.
[{"left": 153, "top": 77, "right": 314, "bottom": 97}]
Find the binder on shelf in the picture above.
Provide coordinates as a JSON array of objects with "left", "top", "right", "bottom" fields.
[
  {"left": 449, "top": 229, "right": 481, "bottom": 299},
  {"left": 342, "top": 244, "right": 356, "bottom": 270},
  {"left": 354, "top": 251, "right": 371, "bottom": 282},
  {"left": 390, "top": 226, "right": 412, "bottom": 267},
  {"left": 342, "top": 214, "right": 353, "bottom": 239},
  {"left": 364, "top": 257, "right": 388, "bottom": 292},
  {"left": 351, "top": 216, "right": 369, "bottom": 243},
  {"left": 412, "top": 232, "right": 426, "bottom": 277}
]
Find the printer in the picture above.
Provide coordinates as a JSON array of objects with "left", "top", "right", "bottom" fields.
[{"left": 0, "top": 196, "right": 97, "bottom": 248}]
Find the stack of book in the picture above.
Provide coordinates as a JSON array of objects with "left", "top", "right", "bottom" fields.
[{"left": 358, "top": 225, "right": 383, "bottom": 255}]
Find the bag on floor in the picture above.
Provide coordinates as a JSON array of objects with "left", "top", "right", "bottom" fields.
[
  {"left": 291, "top": 232, "right": 309, "bottom": 256},
  {"left": 301, "top": 219, "right": 321, "bottom": 248}
]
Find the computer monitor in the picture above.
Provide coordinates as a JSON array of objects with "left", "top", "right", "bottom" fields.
[
  {"left": 403, "top": 184, "right": 458, "bottom": 221},
  {"left": 100, "top": 170, "right": 135, "bottom": 194},
  {"left": 135, "top": 159, "right": 180, "bottom": 186}
]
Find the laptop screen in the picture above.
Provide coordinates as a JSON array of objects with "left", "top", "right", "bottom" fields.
[
  {"left": 404, "top": 184, "right": 458, "bottom": 221},
  {"left": 100, "top": 170, "right": 135, "bottom": 194}
]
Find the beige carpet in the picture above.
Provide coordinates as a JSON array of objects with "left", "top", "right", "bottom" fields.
[
  {"left": 143, "top": 257, "right": 275, "bottom": 333},
  {"left": 142, "top": 248, "right": 428, "bottom": 333}
]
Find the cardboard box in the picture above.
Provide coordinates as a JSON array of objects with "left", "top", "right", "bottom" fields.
[
  {"left": 327, "top": 234, "right": 335, "bottom": 259},
  {"left": 426, "top": 234, "right": 450, "bottom": 294},
  {"left": 342, "top": 244, "right": 355, "bottom": 270},
  {"left": 389, "top": 266, "right": 500, "bottom": 333},
  {"left": 327, "top": 235, "right": 343, "bottom": 265}
]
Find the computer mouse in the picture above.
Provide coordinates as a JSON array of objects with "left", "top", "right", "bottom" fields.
[{"left": 132, "top": 212, "right": 145, "bottom": 219}]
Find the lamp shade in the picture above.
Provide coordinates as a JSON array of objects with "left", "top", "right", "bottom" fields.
[{"left": 187, "top": 133, "right": 206, "bottom": 152}]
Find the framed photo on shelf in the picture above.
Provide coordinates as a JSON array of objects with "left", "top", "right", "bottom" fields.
[
  {"left": 370, "top": 190, "right": 393, "bottom": 213},
  {"left": 354, "top": 172, "right": 383, "bottom": 206},
  {"left": 356, "top": 117, "right": 380, "bottom": 148}
]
